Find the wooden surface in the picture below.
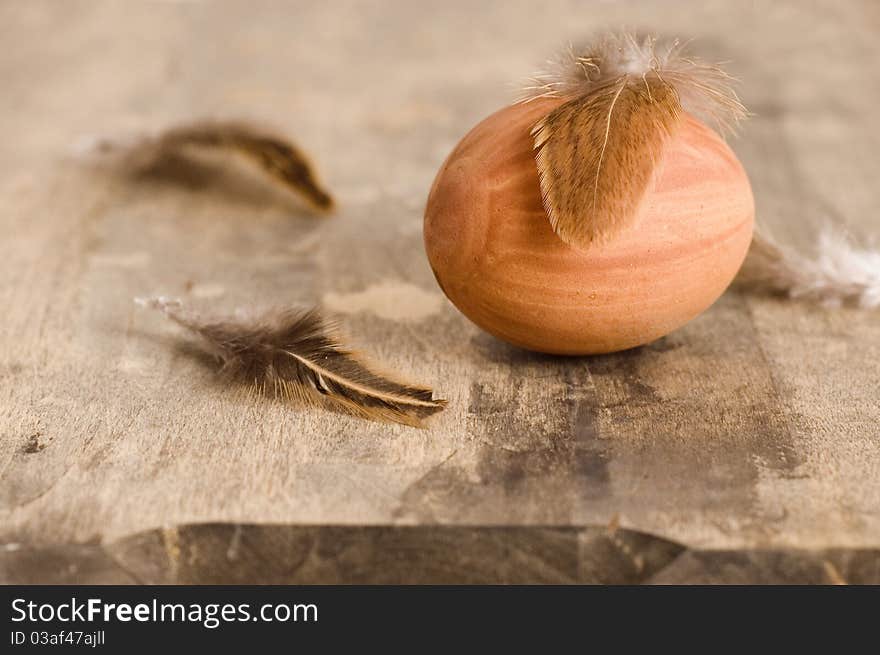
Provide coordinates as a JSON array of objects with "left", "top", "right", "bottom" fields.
[{"left": 1, "top": 0, "right": 879, "bottom": 583}]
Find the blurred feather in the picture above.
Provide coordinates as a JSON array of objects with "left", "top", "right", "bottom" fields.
[
  {"left": 74, "top": 119, "right": 334, "bottom": 211},
  {"left": 737, "top": 227, "right": 880, "bottom": 308}
]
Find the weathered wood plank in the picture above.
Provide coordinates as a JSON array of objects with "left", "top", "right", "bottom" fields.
[{"left": 3, "top": 524, "right": 878, "bottom": 585}]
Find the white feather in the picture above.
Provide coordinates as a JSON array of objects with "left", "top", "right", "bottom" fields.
[{"left": 738, "top": 227, "right": 880, "bottom": 309}]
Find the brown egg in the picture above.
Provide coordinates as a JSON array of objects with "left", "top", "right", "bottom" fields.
[{"left": 424, "top": 98, "right": 754, "bottom": 355}]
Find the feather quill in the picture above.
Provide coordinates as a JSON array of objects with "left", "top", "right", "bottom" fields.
[
  {"left": 75, "top": 120, "right": 334, "bottom": 211},
  {"left": 137, "top": 297, "right": 446, "bottom": 427},
  {"left": 737, "top": 228, "right": 880, "bottom": 308},
  {"left": 525, "top": 33, "right": 748, "bottom": 249}
]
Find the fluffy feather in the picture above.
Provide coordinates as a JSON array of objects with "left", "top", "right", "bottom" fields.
[
  {"left": 737, "top": 228, "right": 880, "bottom": 308},
  {"left": 75, "top": 120, "right": 334, "bottom": 211},
  {"left": 523, "top": 33, "right": 747, "bottom": 133},
  {"left": 137, "top": 297, "right": 446, "bottom": 427},
  {"left": 525, "top": 33, "right": 748, "bottom": 249}
]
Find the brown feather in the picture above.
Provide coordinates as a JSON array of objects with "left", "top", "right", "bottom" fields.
[
  {"left": 77, "top": 120, "right": 334, "bottom": 211},
  {"left": 531, "top": 74, "right": 681, "bottom": 249},
  {"left": 158, "top": 121, "right": 334, "bottom": 211},
  {"left": 138, "top": 297, "right": 446, "bottom": 428}
]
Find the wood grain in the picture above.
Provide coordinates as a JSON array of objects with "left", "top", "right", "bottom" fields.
[
  {"left": 424, "top": 99, "right": 754, "bottom": 354},
  {"left": 0, "top": 0, "right": 878, "bottom": 582}
]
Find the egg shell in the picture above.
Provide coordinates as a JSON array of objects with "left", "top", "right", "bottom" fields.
[{"left": 423, "top": 98, "right": 755, "bottom": 355}]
